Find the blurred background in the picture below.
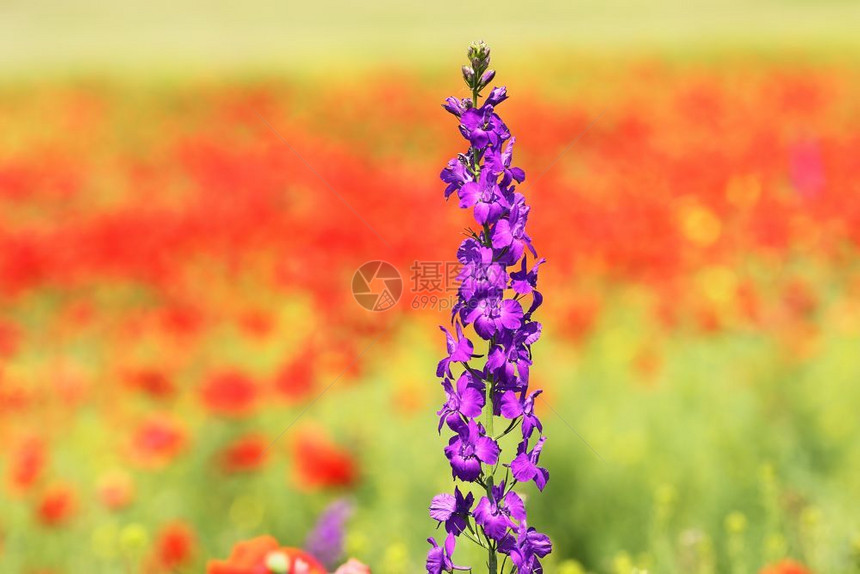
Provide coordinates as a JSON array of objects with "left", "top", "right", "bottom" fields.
[{"left": 1, "top": 1, "right": 859, "bottom": 572}]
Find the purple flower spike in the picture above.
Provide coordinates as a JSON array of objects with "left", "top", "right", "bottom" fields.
[
  {"left": 429, "top": 42, "right": 552, "bottom": 571},
  {"left": 305, "top": 498, "right": 353, "bottom": 569}
]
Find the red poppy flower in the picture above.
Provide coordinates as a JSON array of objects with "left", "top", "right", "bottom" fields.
[
  {"left": 130, "top": 415, "right": 187, "bottom": 467},
  {"left": 238, "top": 310, "right": 276, "bottom": 339},
  {"left": 154, "top": 520, "right": 196, "bottom": 570},
  {"left": 36, "top": 484, "right": 77, "bottom": 527},
  {"left": 760, "top": 559, "right": 812, "bottom": 574},
  {"left": 273, "top": 360, "right": 315, "bottom": 402},
  {"left": 124, "top": 368, "right": 176, "bottom": 400},
  {"left": 200, "top": 372, "right": 259, "bottom": 417},
  {"left": 217, "top": 434, "right": 269, "bottom": 473},
  {"left": 206, "top": 535, "right": 325, "bottom": 574},
  {"left": 7, "top": 435, "right": 46, "bottom": 494},
  {"left": 290, "top": 428, "right": 357, "bottom": 490}
]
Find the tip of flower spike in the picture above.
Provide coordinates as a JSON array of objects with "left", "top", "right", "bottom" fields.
[
  {"left": 467, "top": 40, "right": 490, "bottom": 66},
  {"left": 462, "top": 41, "right": 496, "bottom": 104}
]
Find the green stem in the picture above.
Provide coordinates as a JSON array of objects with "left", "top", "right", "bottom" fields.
[
  {"left": 488, "top": 550, "right": 498, "bottom": 574},
  {"left": 484, "top": 378, "right": 494, "bottom": 437}
]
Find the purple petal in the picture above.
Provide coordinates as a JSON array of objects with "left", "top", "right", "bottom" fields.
[
  {"left": 473, "top": 315, "right": 496, "bottom": 339},
  {"left": 499, "top": 391, "right": 524, "bottom": 419},
  {"left": 444, "top": 532, "right": 456, "bottom": 557},
  {"left": 499, "top": 299, "right": 524, "bottom": 330},
  {"left": 535, "top": 468, "right": 549, "bottom": 491},
  {"left": 492, "top": 219, "right": 513, "bottom": 249},
  {"left": 504, "top": 491, "right": 527, "bottom": 521},
  {"left": 451, "top": 337, "right": 473, "bottom": 362},
  {"left": 430, "top": 493, "right": 456, "bottom": 521},
  {"left": 458, "top": 387, "right": 485, "bottom": 418},
  {"left": 458, "top": 182, "right": 480, "bottom": 208},
  {"left": 473, "top": 201, "right": 490, "bottom": 225},
  {"left": 510, "top": 452, "right": 536, "bottom": 482},
  {"left": 486, "top": 346, "right": 505, "bottom": 370},
  {"left": 474, "top": 436, "right": 500, "bottom": 465},
  {"left": 436, "top": 357, "right": 451, "bottom": 378}
]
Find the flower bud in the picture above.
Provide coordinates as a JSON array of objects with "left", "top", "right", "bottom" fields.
[
  {"left": 486, "top": 86, "right": 508, "bottom": 107},
  {"left": 442, "top": 97, "right": 464, "bottom": 117},
  {"left": 480, "top": 69, "right": 496, "bottom": 86},
  {"left": 461, "top": 66, "right": 475, "bottom": 84}
]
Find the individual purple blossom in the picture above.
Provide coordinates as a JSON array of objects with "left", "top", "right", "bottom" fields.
[
  {"left": 458, "top": 169, "right": 507, "bottom": 225},
  {"left": 426, "top": 533, "right": 462, "bottom": 574},
  {"left": 491, "top": 193, "right": 535, "bottom": 265},
  {"left": 436, "top": 372, "right": 485, "bottom": 431},
  {"left": 305, "top": 498, "right": 352, "bottom": 570},
  {"left": 510, "top": 436, "right": 549, "bottom": 491},
  {"left": 458, "top": 105, "right": 509, "bottom": 149},
  {"left": 500, "top": 522, "right": 553, "bottom": 574},
  {"left": 442, "top": 96, "right": 471, "bottom": 118},
  {"left": 486, "top": 323, "right": 541, "bottom": 391},
  {"left": 510, "top": 256, "right": 545, "bottom": 295},
  {"left": 486, "top": 137, "right": 525, "bottom": 188},
  {"left": 499, "top": 389, "right": 544, "bottom": 440},
  {"left": 462, "top": 295, "right": 523, "bottom": 340},
  {"left": 444, "top": 419, "right": 500, "bottom": 482},
  {"left": 456, "top": 238, "right": 508, "bottom": 301},
  {"left": 429, "top": 486, "right": 475, "bottom": 535},
  {"left": 437, "top": 323, "right": 474, "bottom": 378},
  {"left": 440, "top": 157, "right": 472, "bottom": 199},
  {"left": 472, "top": 482, "right": 527, "bottom": 541}
]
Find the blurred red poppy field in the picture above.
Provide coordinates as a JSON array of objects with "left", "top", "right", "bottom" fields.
[{"left": 1, "top": 2, "right": 860, "bottom": 572}]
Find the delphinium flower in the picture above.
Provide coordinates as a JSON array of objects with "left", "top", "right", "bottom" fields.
[
  {"left": 427, "top": 41, "right": 552, "bottom": 574},
  {"left": 305, "top": 498, "right": 353, "bottom": 570}
]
